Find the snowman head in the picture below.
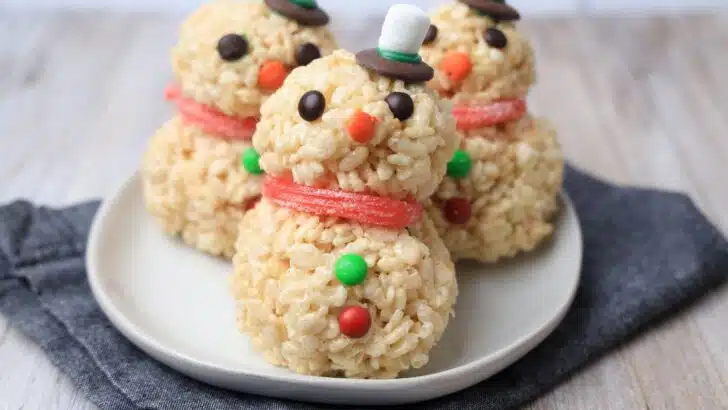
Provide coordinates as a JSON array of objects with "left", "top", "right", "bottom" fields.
[
  {"left": 171, "top": 0, "right": 337, "bottom": 118},
  {"left": 420, "top": 0, "right": 536, "bottom": 104},
  {"left": 253, "top": 5, "right": 458, "bottom": 201}
]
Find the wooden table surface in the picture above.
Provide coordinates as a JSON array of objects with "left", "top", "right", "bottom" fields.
[{"left": 1, "top": 9, "right": 728, "bottom": 410}]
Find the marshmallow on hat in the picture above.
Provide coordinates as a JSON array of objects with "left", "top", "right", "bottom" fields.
[
  {"left": 377, "top": 4, "right": 431, "bottom": 63},
  {"left": 356, "top": 4, "right": 435, "bottom": 83}
]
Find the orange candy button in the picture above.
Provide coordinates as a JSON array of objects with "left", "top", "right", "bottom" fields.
[
  {"left": 346, "top": 110, "right": 378, "bottom": 143},
  {"left": 440, "top": 51, "right": 472, "bottom": 84},
  {"left": 258, "top": 60, "right": 288, "bottom": 90}
]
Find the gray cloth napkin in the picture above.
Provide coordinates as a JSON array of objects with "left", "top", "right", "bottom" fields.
[{"left": 1, "top": 164, "right": 727, "bottom": 410}]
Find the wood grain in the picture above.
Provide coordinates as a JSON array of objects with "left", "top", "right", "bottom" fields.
[{"left": 1, "top": 10, "right": 728, "bottom": 410}]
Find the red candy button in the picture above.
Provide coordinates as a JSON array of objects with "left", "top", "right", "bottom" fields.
[
  {"left": 443, "top": 197, "right": 471, "bottom": 224},
  {"left": 338, "top": 306, "right": 371, "bottom": 338}
]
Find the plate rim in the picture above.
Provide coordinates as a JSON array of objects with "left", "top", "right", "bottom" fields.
[{"left": 86, "top": 172, "right": 582, "bottom": 398}]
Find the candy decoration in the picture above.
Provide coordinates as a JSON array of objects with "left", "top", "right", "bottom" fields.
[
  {"left": 385, "top": 92, "right": 415, "bottom": 121},
  {"left": 335, "top": 253, "right": 368, "bottom": 286},
  {"left": 423, "top": 24, "right": 438, "bottom": 44},
  {"left": 443, "top": 197, "right": 472, "bottom": 224},
  {"left": 298, "top": 90, "right": 326, "bottom": 121},
  {"left": 258, "top": 60, "right": 288, "bottom": 90},
  {"left": 452, "top": 99, "right": 526, "bottom": 131},
  {"left": 262, "top": 176, "right": 423, "bottom": 229},
  {"left": 165, "top": 85, "right": 257, "bottom": 141},
  {"left": 355, "top": 5, "right": 434, "bottom": 83},
  {"left": 338, "top": 306, "right": 371, "bottom": 338},
  {"left": 290, "top": 0, "right": 316, "bottom": 8},
  {"left": 459, "top": 0, "right": 520, "bottom": 21},
  {"left": 264, "top": 0, "right": 329, "bottom": 26},
  {"left": 242, "top": 148, "right": 264, "bottom": 175},
  {"left": 447, "top": 150, "right": 473, "bottom": 179},
  {"left": 217, "top": 34, "right": 249, "bottom": 61},
  {"left": 244, "top": 196, "right": 261, "bottom": 211},
  {"left": 440, "top": 51, "right": 472, "bottom": 84},
  {"left": 346, "top": 110, "right": 378, "bottom": 143},
  {"left": 295, "top": 43, "right": 322, "bottom": 66},
  {"left": 377, "top": 49, "right": 421, "bottom": 64},
  {"left": 377, "top": 5, "right": 430, "bottom": 62},
  {"left": 484, "top": 28, "right": 508, "bottom": 49}
]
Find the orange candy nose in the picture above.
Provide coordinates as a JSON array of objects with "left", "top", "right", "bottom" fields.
[
  {"left": 346, "top": 110, "right": 378, "bottom": 143},
  {"left": 258, "top": 60, "right": 288, "bottom": 90},
  {"left": 440, "top": 51, "right": 472, "bottom": 84}
]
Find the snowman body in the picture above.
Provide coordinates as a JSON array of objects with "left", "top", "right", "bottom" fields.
[
  {"left": 420, "top": 1, "right": 565, "bottom": 263},
  {"left": 141, "top": 0, "right": 337, "bottom": 258},
  {"left": 233, "top": 200, "right": 455, "bottom": 378},
  {"left": 143, "top": 117, "right": 260, "bottom": 257},
  {"left": 230, "top": 49, "right": 459, "bottom": 378}
]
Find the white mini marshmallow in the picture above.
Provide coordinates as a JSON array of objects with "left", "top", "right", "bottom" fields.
[{"left": 377, "top": 4, "right": 431, "bottom": 55}]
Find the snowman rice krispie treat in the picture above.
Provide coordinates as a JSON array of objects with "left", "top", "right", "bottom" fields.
[
  {"left": 420, "top": 0, "right": 565, "bottom": 263},
  {"left": 230, "top": 5, "right": 459, "bottom": 378},
  {"left": 142, "top": 0, "right": 337, "bottom": 258}
]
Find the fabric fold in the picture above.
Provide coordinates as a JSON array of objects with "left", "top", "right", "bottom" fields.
[{"left": 0, "top": 164, "right": 727, "bottom": 410}]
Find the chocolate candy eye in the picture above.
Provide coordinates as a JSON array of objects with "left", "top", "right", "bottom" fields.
[
  {"left": 484, "top": 28, "right": 507, "bottom": 49},
  {"left": 423, "top": 24, "right": 438, "bottom": 45},
  {"left": 385, "top": 92, "right": 414, "bottom": 121},
  {"left": 217, "top": 34, "right": 249, "bottom": 61},
  {"left": 295, "top": 43, "right": 322, "bottom": 66},
  {"left": 298, "top": 90, "right": 326, "bottom": 121}
]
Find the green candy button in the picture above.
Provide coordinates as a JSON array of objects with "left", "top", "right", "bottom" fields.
[
  {"left": 335, "top": 254, "right": 368, "bottom": 286},
  {"left": 290, "top": 0, "right": 316, "bottom": 9},
  {"left": 447, "top": 150, "right": 472, "bottom": 179},
  {"left": 242, "top": 148, "right": 263, "bottom": 175}
]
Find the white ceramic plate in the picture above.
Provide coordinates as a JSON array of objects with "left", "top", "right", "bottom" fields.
[{"left": 86, "top": 173, "right": 582, "bottom": 406}]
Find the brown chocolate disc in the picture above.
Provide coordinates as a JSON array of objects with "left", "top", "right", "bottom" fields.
[
  {"left": 298, "top": 90, "right": 326, "bottom": 121},
  {"left": 265, "top": 0, "right": 329, "bottom": 27},
  {"left": 355, "top": 49, "right": 434, "bottom": 83},
  {"left": 458, "top": 0, "right": 520, "bottom": 21},
  {"left": 295, "top": 43, "right": 322, "bottom": 66},
  {"left": 484, "top": 28, "right": 508, "bottom": 48},
  {"left": 217, "top": 34, "right": 249, "bottom": 61},
  {"left": 386, "top": 92, "right": 415, "bottom": 121},
  {"left": 423, "top": 24, "right": 438, "bottom": 45}
]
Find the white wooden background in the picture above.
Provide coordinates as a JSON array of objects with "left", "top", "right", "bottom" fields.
[
  {"left": 2, "top": 0, "right": 728, "bottom": 14},
  {"left": 2, "top": 6, "right": 728, "bottom": 410}
]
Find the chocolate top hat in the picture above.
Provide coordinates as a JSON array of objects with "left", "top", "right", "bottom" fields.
[
  {"left": 265, "top": 0, "right": 329, "bottom": 26},
  {"left": 356, "top": 4, "right": 434, "bottom": 83},
  {"left": 459, "top": 0, "right": 520, "bottom": 21}
]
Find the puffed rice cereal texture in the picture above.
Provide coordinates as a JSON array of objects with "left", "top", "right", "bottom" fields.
[
  {"left": 427, "top": 115, "right": 565, "bottom": 263},
  {"left": 420, "top": 1, "right": 536, "bottom": 103},
  {"left": 142, "top": 118, "right": 261, "bottom": 258},
  {"left": 141, "top": 0, "right": 337, "bottom": 258},
  {"left": 231, "top": 50, "right": 459, "bottom": 378},
  {"left": 254, "top": 50, "right": 459, "bottom": 201},
  {"left": 172, "top": 0, "right": 338, "bottom": 118},
  {"left": 231, "top": 199, "right": 458, "bottom": 378}
]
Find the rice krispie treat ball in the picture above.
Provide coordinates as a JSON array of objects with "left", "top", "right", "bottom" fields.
[
  {"left": 230, "top": 5, "right": 459, "bottom": 378},
  {"left": 420, "top": 0, "right": 565, "bottom": 263},
  {"left": 142, "top": 0, "right": 337, "bottom": 258}
]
